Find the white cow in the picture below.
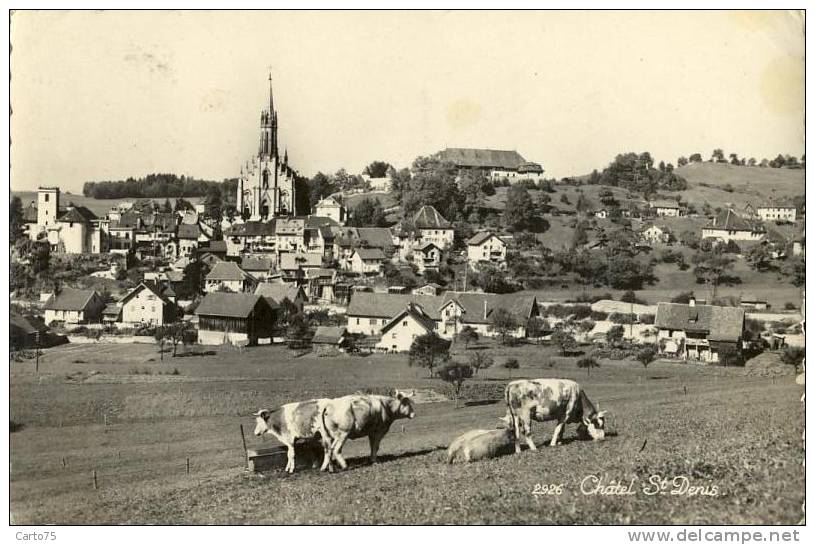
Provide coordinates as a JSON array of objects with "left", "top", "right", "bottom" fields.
[{"left": 253, "top": 398, "right": 330, "bottom": 473}]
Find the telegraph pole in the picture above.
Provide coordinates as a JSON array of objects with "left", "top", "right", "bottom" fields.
[{"left": 34, "top": 332, "right": 40, "bottom": 374}]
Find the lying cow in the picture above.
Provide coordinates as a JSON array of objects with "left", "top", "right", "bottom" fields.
[
  {"left": 501, "top": 378, "right": 608, "bottom": 453},
  {"left": 446, "top": 427, "right": 515, "bottom": 464},
  {"left": 253, "top": 398, "right": 330, "bottom": 473},
  {"left": 318, "top": 390, "right": 415, "bottom": 471}
]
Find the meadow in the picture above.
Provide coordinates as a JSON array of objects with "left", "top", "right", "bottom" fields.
[{"left": 10, "top": 341, "right": 804, "bottom": 524}]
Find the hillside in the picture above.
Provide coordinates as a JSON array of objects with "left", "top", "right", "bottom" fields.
[
  {"left": 673, "top": 162, "right": 804, "bottom": 210},
  {"left": 11, "top": 191, "right": 205, "bottom": 217}
]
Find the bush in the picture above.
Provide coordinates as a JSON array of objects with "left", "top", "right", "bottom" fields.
[
  {"left": 609, "top": 312, "right": 635, "bottom": 324},
  {"left": 639, "top": 313, "right": 655, "bottom": 324},
  {"left": 670, "top": 291, "right": 695, "bottom": 304},
  {"left": 609, "top": 349, "right": 628, "bottom": 361},
  {"left": 503, "top": 357, "right": 519, "bottom": 369},
  {"left": 590, "top": 310, "right": 608, "bottom": 321},
  {"left": 620, "top": 290, "right": 647, "bottom": 305},
  {"left": 784, "top": 302, "right": 797, "bottom": 310}
]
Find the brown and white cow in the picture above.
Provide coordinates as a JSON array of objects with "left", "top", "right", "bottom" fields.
[
  {"left": 318, "top": 390, "right": 415, "bottom": 472},
  {"left": 253, "top": 398, "right": 331, "bottom": 473},
  {"left": 501, "top": 379, "right": 608, "bottom": 452},
  {"left": 446, "top": 428, "right": 515, "bottom": 464}
]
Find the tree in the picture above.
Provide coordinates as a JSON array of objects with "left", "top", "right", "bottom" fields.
[
  {"left": 176, "top": 260, "right": 209, "bottom": 299},
  {"left": 503, "top": 357, "right": 520, "bottom": 378},
  {"left": 711, "top": 149, "right": 725, "bottom": 162},
  {"left": 286, "top": 312, "right": 312, "bottom": 345},
  {"left": 748, "top": 157, "right": 757, "bottom": 167},
  {"left": 467, "top": 351, "right": 494, "bottom": 376},
  {"left": 677, "top": 156, "right": 689, "bottom": 167},
  {"left": 158, "top": 322, "right": 193, "bottom": 357},
  {"left": 456, "top": 326, "right": 479, "bottom": 349},
  {"left": 503, "top": 185, "right": 537, "bottom": 232},
  {"left": 745, "top": 244, "right": 773, "bottom": 272},
  {"left": 363, "top": 160, "right": 392, "bottom": 179},
  {"left": 670, "top": 291, "right": 696, "bottom": 304},
  {"left": 729, "top": 153, "right": 740, "bottom": 165},
  {"left": 689, "top": 153, "right": 703, "bottom": 163},
  {"left": 526, "top": 316, "right": 549, "bottom": 339},
  {"left": 679, "top": 230, "right": 701, "bottom": 249},
  {"left": 692, "top": 248, "right": 735, "bottom": 298},
  {"left": 781, "top": 255, "right": 805, "bottom": 286},
  {"left": 551, "top": 327, "right": 577, "bottom": 356},
  {"left": 576, "top": 356, "right": 600, "bottom": 377},
  {"left": 10, "top": 196, "right": 24, "bottom": 243},
  {"left": 348, "top": 197, "right": 387, "bottom": 227},
  {"left": 408, "top": 333, "right": 451, "bottom": 377},
  {"left": 489, "top": 308, "right": 519, "bottom": 345},
  {"left": 438, "top": 363, "right": 474, "bottom": 408},
  {"left": 606, "top": 325, "right": 625, "bottom": 346},
  {"left": 636, "top": 346, "right": 656, "bottom": 376},
  {"left": 780, "top": 346, "right": 805, "bottom": 372}
]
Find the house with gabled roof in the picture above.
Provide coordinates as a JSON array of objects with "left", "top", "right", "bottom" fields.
[
  {"left": 701, "top": 209, "right": 765, "bottom": 243},
  {"left": 312, "top": 326, "right": 349, "bottom": 355},
  {"left": 279, "top": 252, "right": 323, "bottom": 283},
  {"left": 43, "top": 288, "right": 105, "bottom": 324},
  {"left": 435, "top": 147, "right": 544, "bottom": 182},
  {"left": 120, "top": 282, "right": 177, "bottom": 325},
  {"left": 640, "top": 223, "right": 672, "bottom": 245},
  {"left": 650, "top": 199, "right": 683, "bottom": 218},
  {"left": 376, "top": 303, "right": 438, "bottom": 352},
  {"left": 48, "top": 206, "right": 103, "bottom": 254},
  {"left": 346, "top": 292, "right": 444, "bottom": 336},
  {"left": 204, "top": 261, "right": 257, "bottom": 293},
  {"left": 413, "top": 241, "right": 443, "bottom": 273},
  {"left": 241, "top": 255, "right": 273, "bottom": 281},
  {"left": 254, "top": 283, "right": 307, "bottom": 311},
  {"left": 411, "top": 205, "right": 455, "bottom": 248},
  {"left": 195, "top": 292, "right": 277, "bottom": 346},
  {"left": 313, "top": 195, "right": 347, "bottom": 225},
  {"left": 351, "top": 247, "right": 387, "bottom": 275},
  {"left": 436, "top": 291, "right": 540, "bottom": 339},
  {"left": 655, "top": 301, "right": 745, "bottom": 363},
  {"left": 466, "top": 231, "right": 507, "bottom": 269},
  {"left": 224, "top": 220, "right": 277, "bottom": 256}
]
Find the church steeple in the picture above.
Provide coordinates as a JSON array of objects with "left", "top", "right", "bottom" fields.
[{"left": 259, "top": 73, "right": 278, "bottom": 159}]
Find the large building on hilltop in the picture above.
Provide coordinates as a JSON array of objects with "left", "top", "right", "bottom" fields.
[
  {"left": 435, "top": 147, "right": 544, "bottom": 182},
  {"left": 236, "top": 76, "right": 297, "bottom": 220}
]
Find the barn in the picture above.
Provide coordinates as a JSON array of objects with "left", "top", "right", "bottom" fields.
[{"left": 195, "top": 292, "right": 278, "bottom": 346}]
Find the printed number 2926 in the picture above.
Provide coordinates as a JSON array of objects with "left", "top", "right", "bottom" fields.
[{"left": 532, "top": 483, "right": 564, "bottom": 496}]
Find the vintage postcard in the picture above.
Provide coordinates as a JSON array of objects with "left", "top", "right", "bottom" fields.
[{"left": 7, "top": 9, "right": 806, "bottom": 530}]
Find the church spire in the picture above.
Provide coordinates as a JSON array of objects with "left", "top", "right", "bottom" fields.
[{"left": 268, "top": 73, "right": 274, "bottom": 116}]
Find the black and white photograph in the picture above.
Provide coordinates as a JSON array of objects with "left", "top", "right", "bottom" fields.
[{"left": 6, "top": 8, "right": 807, "bottom": 529}]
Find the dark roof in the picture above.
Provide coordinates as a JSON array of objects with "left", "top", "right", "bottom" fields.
[
  {"left": 517, "top": 162, "right": 543, "bottom": 173},
  {"left": 206, "top": 261, "right": 253, "bottom": 282},
  {"left": 194, "top": 292, "right": 270, "bottom": 318},
  {"left": 102, "top": 303, "right": 122, "bottom": 317},
  {"left": 380, "top": 303, "right": 437, "bottom": 335},
  {"left": 110, "top": 211, "right": 140, "bottom": 229},
  {"left": 225, "top": 221, "right": 276, "bottom": 237},
  {"left": 254, "top": 283, "right": 303, "bottom": 305},
  {"left": 356, "top": 227, "right": 394, "bottom": 249},
  {"left": 413, "top": 206, "right": 451, "bottom": 229},
  {"left": 43, "top": 288, "right": 100, "bottom": 311},
  {"left": 740, "top": 293, "right": 765, "bottom": 303},
  {"left": 241, "top": 256, "right": 272, "bottom": 271},
  {"left": 276, "top": 218, "right": 306, "bottom": 235},
  {"left": 57, "top": 206, "right": 97, "bottom": 224},
  {"left": 439, "top": 291, "right": 538, "bottom": 325},
  {"left": 120, "top": 282, "right": 172, "bottom": 306},
  {"left": 706, "top": 209, "right": 761, "bottom": 232},
  {"left": 347, "top": 292, "right": 444, "bottom": 320},
  {"left": 436, "top": 147, "right": 527, "bottom": 169},
  {"left": 655, "top": 302, "right": 745, "bottom": 342},
  {"left": 354, "top": 248, "right": 386, "bottom": 260},
  {"left": 416, "top": 241, "right": 441, "bottom": 252},
  {"left": 10, "top": 313, "right": 49, "bottom": 335},
  {"left": 177, "top": 223, "right": 202, "bottom": 240},
  {"left": 467, "top": 231, "right": 503, "bottom": 246},
  {"left": 200, "top": 240, "right": 228, "bottom": 253},
  {"left": 312, "top": 326, "right": 347, "bottom": 345}
]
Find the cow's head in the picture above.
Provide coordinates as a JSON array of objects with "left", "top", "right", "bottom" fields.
[
  {"left": 497, "top": 410, "right": 513, "bottom": 429},
  {"left": 578, "top": 409, "right": 609, "bottom": 441},
  {"left": 253, "top": 409, "right": 271, "bottom": 436},
  {"left": 393, "top": 389, "right": 416, "bottom": 419}
]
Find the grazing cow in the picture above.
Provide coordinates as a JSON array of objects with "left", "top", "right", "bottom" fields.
[
  {"left": 253, "top": 398, "right": 330, "bottom": 473},
  {"left": 318, "top": 390, "right": 415, "bottom": 471},
  {"left": 501, "top": 379, "right": 608, "bottom": 452},
  {"left": 446, "top": 428, "right": 515, "bottom": 464}
]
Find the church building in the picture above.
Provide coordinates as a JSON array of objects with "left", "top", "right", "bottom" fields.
[{"left": 236, "top": 76, "right": 297, "bottom": 220}]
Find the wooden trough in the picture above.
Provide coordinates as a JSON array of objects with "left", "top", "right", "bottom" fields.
[{"left": 245, "top": 440, "right": 324, "bottom": 473}]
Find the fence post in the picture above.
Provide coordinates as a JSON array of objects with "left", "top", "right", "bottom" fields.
[
  {"left": 240, "top": 424, "right": 248, "bottom": 469},
  {"left": 92, "top": 470, "right": 98, "bottom": 490},
  {"left": 186, "top": 457, "right": 190, "bottom": 475},
  {"left": 62, "top": 457, "right": 66, "bottom": 468}
]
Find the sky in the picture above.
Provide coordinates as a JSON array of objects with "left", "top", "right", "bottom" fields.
[{"left": 10, "top": 10, "right": 805, "bottom": 193}]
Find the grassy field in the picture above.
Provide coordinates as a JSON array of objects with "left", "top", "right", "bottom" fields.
[{"left": 10, "top": 341, "right": 804, "bottom": 524}]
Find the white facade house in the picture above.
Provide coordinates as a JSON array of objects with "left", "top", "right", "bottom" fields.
[
  {"left": 43, "top": 289, "right": 105, "bottom": 325},
  {"left": 701, "top": 209, "right": 765, "bottom": 243},
  {"left": 350, "top": 248, "right": 386, "bottom": 275},
  {"left": 120, "top": 283, "right": 176, "bottom": 326},
  {"left": 375, "top": 303, "right": 437, "bottom": 352},
  {"left": 756, "top": 206, "right": 797, "bottom": 222},
  {"left": 466, "top": 231, "right": 507, "bottom": 269},
  {"left": 413, "top": 242, "right": 443, "bottom": 274},
  {"left": 650, "top": 200, "right": 683, "bottom": 217},
  {"left": 412, "top": 205, "right": 455, "bottom": 248},
  {"left": 205, "top": 261, "right": 257, "bottom": 293},
  {"left": 640, "top": 224, "right": 671, "bottom": 245},
  {"left": 313, "top": 196, "right": 347, "bottom": 225}
]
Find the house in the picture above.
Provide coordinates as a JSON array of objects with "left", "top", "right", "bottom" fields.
[
  {"left": 313, "top": 196, "right": 347, "bottom": 225},
  {"left": 43, "top": 288, "right": 105, "bottom": 324},
  {"left": 434, "top": 147, "right": 544, "bottom": 182},
  {"left": 640, "top": 223, "right": 672, "bottom": 245},
  {"left": 102, "top": 303, "right": 122, "bottom": 323},
  {"left": 739, "top": 293, "right": 768, "bottom": 310},
  {"left": 413, "top": 283, "right": 444, "bottom": 297},
  {"left": 49, "top": 206, "right": 103, "bottom": 254},
  {"left": 119, "top": 282, "right": 177, "bottom": 325},
  {"left": 655, "top": 301, "right": 745, "bottom": 363},
  {"left": 650, "top": 200, "right": 683, "bottom": 218},
  {"left": 107, "top": 211, "right": 140, "bottom": 253},
  {"left": 756, "top": 205, "right": 797, "bottom": 223},
  {"left": 312, "top": 326, "right": 349, "bottom": 355},
  {"left": 205, "top": 261, "right": 257, "bottom": 293},
  {"left": 254, "top": 283, "right": 308, "bottom": 312},
  {"left": 435, "top": 291, "right": 540, "bottom": 339},
  {"left": 702, "top": 209, "right": 765, "bottom": 243},
  {"left": 412, "top": 205, "right": 455, "bottom": 248},
  {"left": 376, "top": 303, "right": 438, "bottom": 352},
  {"left": 279, "top": 252, "right": 323, "bottom": 283},
  {"left": 177, "top": 223, "right": 204, "bottom": 257},
  {"left": 275, "top": 218, "right": 307, "bottom": 254},
  {"left": 413, "top": 241, "right": 443, "bottom": 273},
  {"left": 350, "top": 248, "right": 387, "bottom": 275},
  {"left": 346, "top": 292, "right": 444, "bottom": 336},
  {"left": 361, "top": 174, "right": 392, "bottom": 192},
  {"left": 10, "top": 313, "right": 51, "bottom": 350},
  {"left": 466, "top": 231, "right": 507, "bottom": 269},
  {"left": 224, "top": 221, "right": 277, "bottom": 257},
  {"left": 594, "top": 209, "right": 609, "bottom": 219},
  {"left": 198, "top": 239, "right": 228, "bottom": 259},
  {"left": 241, "top": 256, "right": 274, "bottom": 281},
  {"left": 195, "top": 292, "right": 277, "bottom": 346}
]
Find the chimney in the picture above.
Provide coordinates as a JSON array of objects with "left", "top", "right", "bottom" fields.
[{"left": 483, "top": 300, "right": 488, "bottom": 320}]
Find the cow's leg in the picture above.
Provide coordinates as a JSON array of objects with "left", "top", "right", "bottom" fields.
[
  {"left": 331, "top": 431, "right": 350, "bottom": 470},
  {"left": 550, "top": 421, "right": 565, "bottom": 446},
  {"left": 369, "top": 433, "right": 383, "bottom": 464},
  {"left": 513, "top": 414, "right": 523, "bottom": 454},
  {"left": 283, "top": 441, "right": 296, "bottom": 473},
  {"left": 524, "top": 415, "right": 537, "bottom": 451}
]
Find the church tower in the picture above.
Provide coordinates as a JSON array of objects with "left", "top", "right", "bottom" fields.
[{"left": 258, "top": 75, "right": 278, "bottom": 160}]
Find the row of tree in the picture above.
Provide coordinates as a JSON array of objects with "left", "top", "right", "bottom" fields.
[
  {"left": 677, "top": 150, "right": 804, "bottom": 169},
  {"left": 82, "top": 174, "right": 239, "bottom": 201}
]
